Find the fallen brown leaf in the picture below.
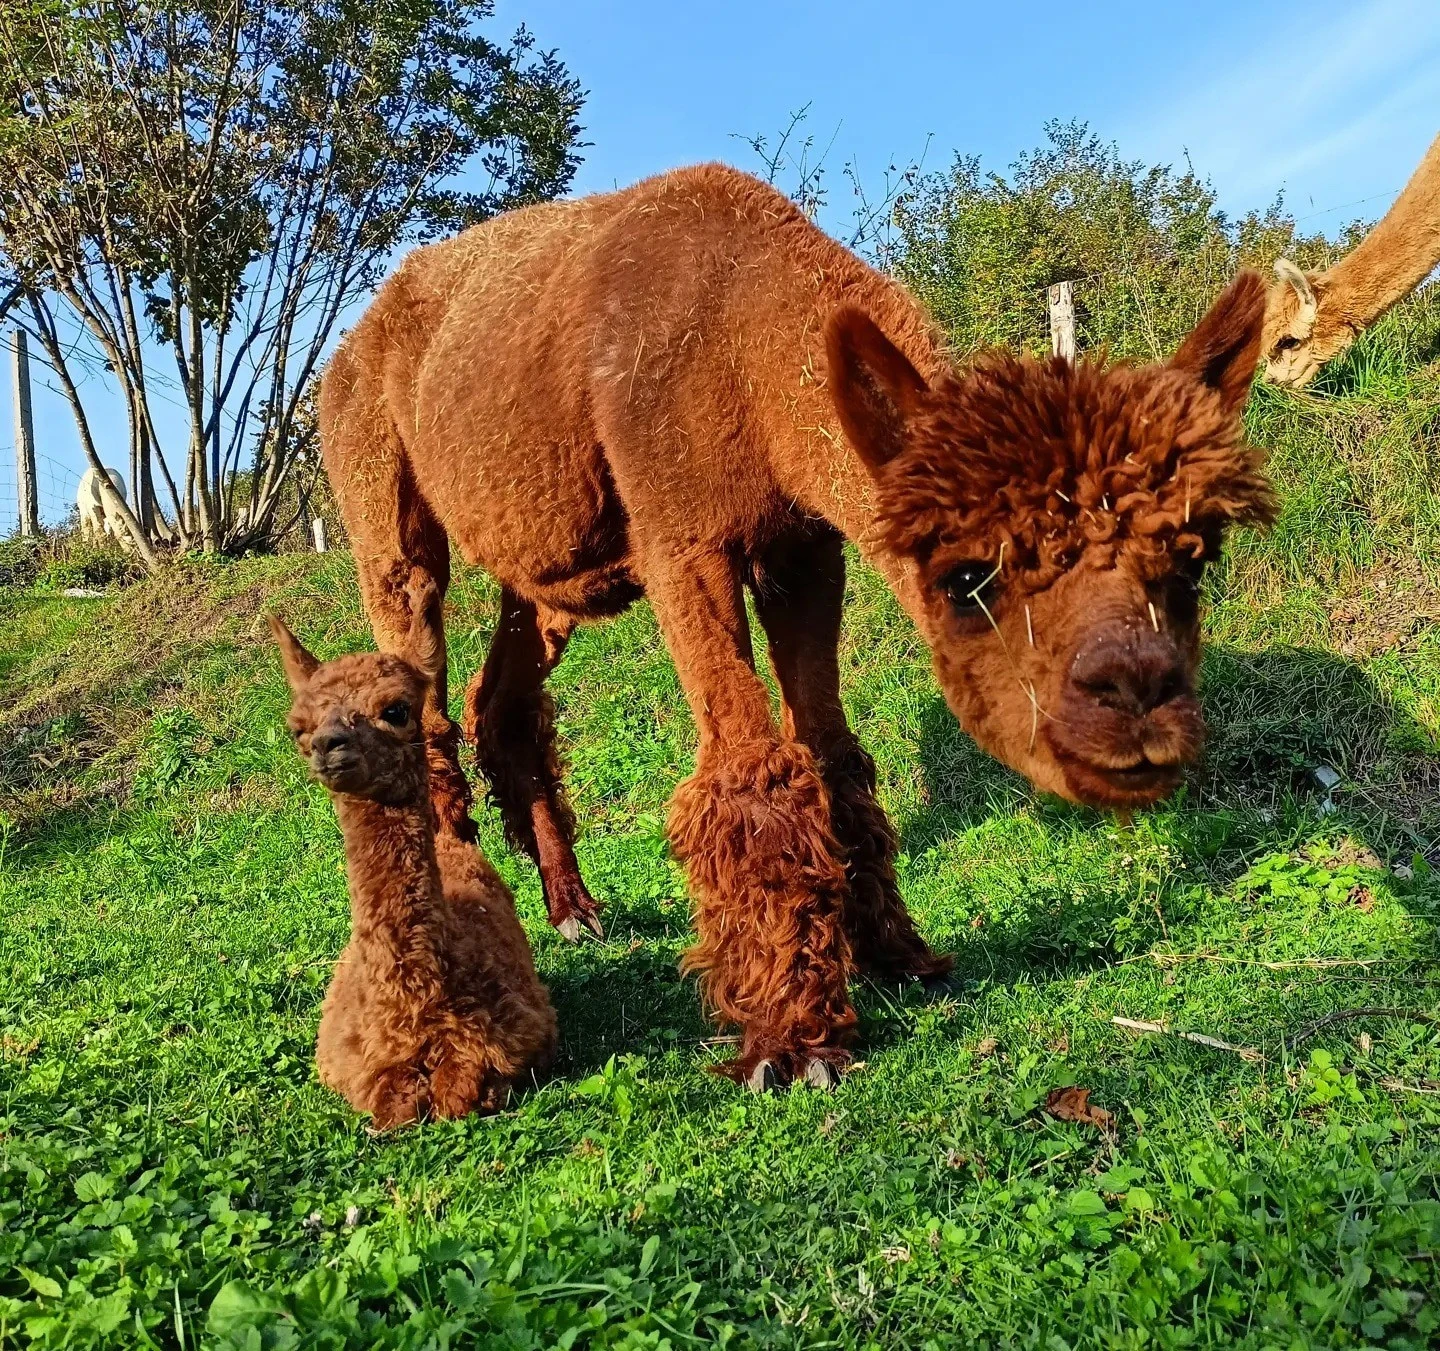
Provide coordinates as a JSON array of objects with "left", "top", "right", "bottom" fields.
[
  {"left": 975, "top": 1037, "right": 999, "bottom": 1058},
  {"left": 1349, "top": 885, "right": 1376, "bottom": 913},
  {"left": 1044, "top": 1086, "right": 1114, "bottom": 1131}
]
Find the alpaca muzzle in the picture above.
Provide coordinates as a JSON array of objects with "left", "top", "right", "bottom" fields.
[
  {"left": 1046, "top": 623, "right": 1205, "bottom": 807},
  {"left": 310, "top": 724, "right": 367, "bottom": 790}
]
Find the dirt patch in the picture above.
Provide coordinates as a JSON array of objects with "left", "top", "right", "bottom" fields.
[{"left": 1327, "top": 560, "right": 1440, "bottom": 660}]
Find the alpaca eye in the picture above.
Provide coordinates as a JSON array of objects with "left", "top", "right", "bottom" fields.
[
  {"left": 380, "top": 702, "right": 411, "bottom": 727},
  {"left": 1166, "top": 556, "right": 1206, "bottom": 622},
  {"left": 1273, "top": 335, "right": 1301, "bottom": 353},
  {"left": 939, "top": 562, "right": 998, "bottom": 614}
]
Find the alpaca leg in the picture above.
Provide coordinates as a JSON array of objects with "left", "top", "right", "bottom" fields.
[
  {"left": 464, "top": 588, "right": 601, "bottom": 941},
  {"left": 324, "top": 410, "right": 475, "bottom": 841},
  {"left": 364, "top": 1063, "right": 430, "bottom": 1130},
  {"left": 426, "top": 1052, "right": 502, "bottom": 1119},
  {"left": 750, "top": 534, "right": 952, "bottom": 982},
  {"left": 649, "top": 547, "right": 855, "bottom": 1089}
]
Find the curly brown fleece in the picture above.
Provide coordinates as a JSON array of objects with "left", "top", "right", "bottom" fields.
[
  {"left": 320, "top": 164, "right": 1273, "bottom": 1087},
  {"left": 272, "top": 583, "right": 556, "bottom": 1128}
]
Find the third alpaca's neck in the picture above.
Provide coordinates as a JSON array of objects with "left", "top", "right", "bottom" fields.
[
  {"left": 332, "top": 789, "right": 447, "bottom": 986},
  {"left": 1323, "top": 132, "right": 1440, "bottom": 327}
]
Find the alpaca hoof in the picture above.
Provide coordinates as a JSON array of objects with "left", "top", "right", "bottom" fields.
[
  {"left": 802, "top": 1058, "right": 841, "bottom": 1091},
  {"left": 745, "top": 1060, "right": 780, "bottom": 1094},
  {"left": 556, "top": 915, "right": 582, "bottom": 944},
  {"left": 582, "top": 909, "right": 606, "bottom": 940}
]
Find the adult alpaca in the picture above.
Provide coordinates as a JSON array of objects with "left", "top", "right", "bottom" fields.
[
  {"left": 321, "top": 164, "right": 1274, "bottom": 1090},
  {"left": 1265, "top": 131, "right": 1440, "bottom": 387}
]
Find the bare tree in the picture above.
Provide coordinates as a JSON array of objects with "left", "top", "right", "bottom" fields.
[
  {"left": 0, "top": 0, "right": 583, "bottom": 559},
  {"left": 734, "top": 105, "right": 930, "bottom": 256}
]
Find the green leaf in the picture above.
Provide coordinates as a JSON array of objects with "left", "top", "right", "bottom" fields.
[
  {"left": 1123, "top": 1188, "right": 1156, "bottom": 1213},
  {"left": 442, "top": 1270, "right": 477, "bottom": 1311},
  {"left": 640, "top": 1234, "right": 660, "bottom": 1276},
  {"left": 207, "top": 1280, "right": 279, "bottom": 1333},
  {"left": 1095, "top": 1164, "right": 1143, "bottom": 1193},
  {"left": 74, "top": 1291, "right": 128, "bottom": 1334},
  {"left": 74, "top": 1171, "right": 114, "bottom": 1203},
  {"left": 18, "top": 1267, "right": 62, "bottom": 1300},
  {"left": 1067, "top": 1190, "right": 1108, "bottom": 1217},
  {"left": 291, "top": 1267, "right": 348, "bottom": 1322}
]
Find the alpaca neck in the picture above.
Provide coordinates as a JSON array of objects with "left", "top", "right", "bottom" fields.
[
  {"left": 1322, "top": 132, "right": 1440, "bottom": 327},
  {"left": 332, "top": 793, "right": 447, "bottom": 972}
]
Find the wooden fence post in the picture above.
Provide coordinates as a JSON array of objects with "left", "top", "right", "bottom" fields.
[
  {"left": 12, "top": 328, "right": 39, "bottom": 536},
  {"left": 1047, "top": 281, "right": 1076, "bottom": 362},
  {"left": 311, "top": 517, "right": 327, "bottom": 553}
]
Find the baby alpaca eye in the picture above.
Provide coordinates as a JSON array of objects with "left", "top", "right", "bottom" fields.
[
  {"left": 380, "top": 701, "right": 411, "bottom": 727},
  {"left": 939, "top": 561, "right": 999, "bottom": 614}
]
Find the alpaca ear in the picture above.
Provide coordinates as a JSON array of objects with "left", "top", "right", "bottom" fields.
[
  {"left": 403, "top": 571, "right": 445, "bottom": 686},
  {"left": 826, "top": 306, "right": 930, "bottom": 471},
  {"left": 1170, "top": 269, "right": 1267, "bottom": 415},
  {"left": 1272, "top": 257, "right": 1318, "bottom": 337},
  {"left": 269, "top": 615, "right": 319, "bottom": 692}
]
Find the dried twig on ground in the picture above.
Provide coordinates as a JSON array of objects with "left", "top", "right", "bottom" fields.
[
  {"left": 1377, "top": 1077, "right": 1440, "bottom": 1096},
  {"left": 1118, "top": 952, "right": 1389, "bottom": 972},
  {"left": 1111, "top": 1016, "right": 1265, "bottom": 1063},
  {"left": 1286, "top": 1007, "right": 1440, "bottom": 1051}
]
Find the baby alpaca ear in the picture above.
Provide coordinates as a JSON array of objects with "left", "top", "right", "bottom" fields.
[
  {"left": 269, "top": 615, "right": 319, "bottom": 692},
  {"left": 826, "top": 306, "right": 930, "bottom": 471},
  {"left": 403, "top": 570, "right": 445, "bottom": 686},
  {"left": 1170, "top": 269, "right": 1267, "bottom": 416}
]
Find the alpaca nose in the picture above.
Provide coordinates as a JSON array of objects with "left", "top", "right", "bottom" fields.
[
  {"left": 1070, "top": 627, "right": 1188, "bottom": 716},
  {"left": 312, "top": 726, "right": 354, "bottom": 757}
]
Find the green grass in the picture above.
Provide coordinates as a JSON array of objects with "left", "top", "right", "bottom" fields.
[{"left": 3, "top": 350, "right": 1440, "bottom": 1347}]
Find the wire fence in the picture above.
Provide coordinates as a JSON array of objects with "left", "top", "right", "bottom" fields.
[{"left": 0, "top": 449, "right": 82, "bottom": 533}]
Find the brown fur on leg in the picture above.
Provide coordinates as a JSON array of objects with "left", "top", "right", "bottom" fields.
[
  {"left": 423, "top": 713, "right": 477, "bottom": 842},
  {"left": 670, "top": 739, "right": 856, "bottom": 1082},
  {"left": 469, "top": 678, "right": 573, "bottom": 860},
  {"left": 816, "top": 733, "right": 952, "bottom": 982},
  {"left": 465, "top": 592, "right": 601, "bottom": 937}
]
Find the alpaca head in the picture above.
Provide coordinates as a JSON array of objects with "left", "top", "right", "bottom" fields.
[
  {"left": 827, "top": 270, "right": 1275, "bottom": 810},
  {"left": 270, "top": 575, "right": 445, "bottom": 806},
  {"left": 1261, "top": 259, "right": 1350, "bottom": 387}
]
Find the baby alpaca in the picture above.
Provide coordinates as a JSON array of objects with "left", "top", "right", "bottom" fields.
[{"left": 272, "top": 580, "right": 556, "bottom": 1128}]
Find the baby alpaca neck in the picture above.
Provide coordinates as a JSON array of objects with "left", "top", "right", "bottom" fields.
[{"left": 333, "top": 793, "right": 446, "bottom": 977}]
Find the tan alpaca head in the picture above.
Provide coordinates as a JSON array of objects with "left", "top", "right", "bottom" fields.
[
  {"left": 828, "top": 271, "right": 1276, "bottom": 810},
  {"left": 271, "top": 575, "right": 445, "bottom": 805},
  {"left": 1262, "top": 258, "right": 1352, "bottom": 387}
]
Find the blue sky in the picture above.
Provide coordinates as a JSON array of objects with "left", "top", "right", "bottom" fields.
[
  {"left": 495, "top": 0, "right": 1440, "bottom": 223},
  {"left": 8, "top": 0, "right": 1440, "bottom": 520}
]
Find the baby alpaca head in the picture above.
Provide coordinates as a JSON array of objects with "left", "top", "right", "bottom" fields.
[
  {"left": 827, "top": 270, "right": 1275, "bottom": 810},
  {"left": 270, "top": 575, "right": 444, "bottom": 805}
]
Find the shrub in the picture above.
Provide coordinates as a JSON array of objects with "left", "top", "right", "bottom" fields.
[{"left": 887, "top": 119, "right": 1343, "bottom": 361}]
